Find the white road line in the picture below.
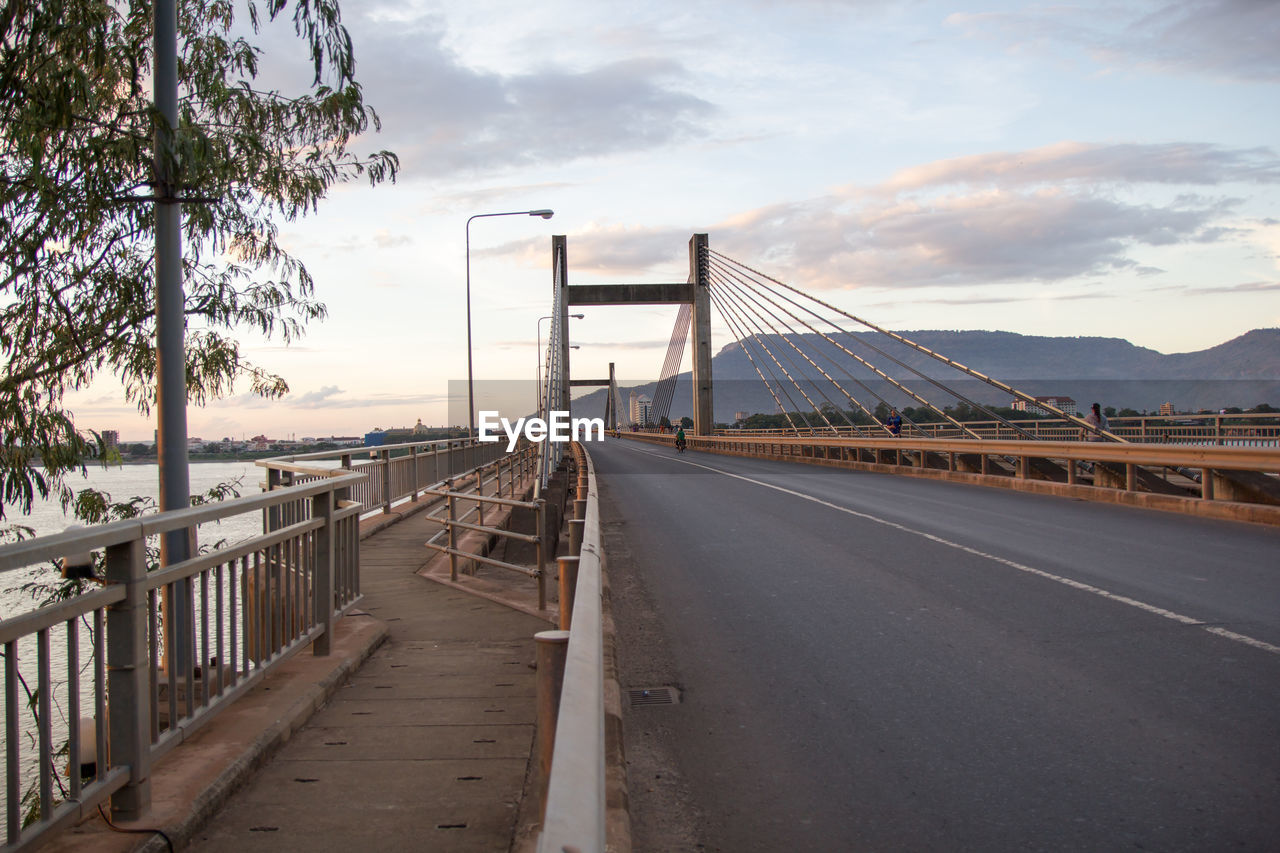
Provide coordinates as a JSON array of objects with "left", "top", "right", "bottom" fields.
[{"left": 619, "top": 442, "right": 1280, "bottom": 657}]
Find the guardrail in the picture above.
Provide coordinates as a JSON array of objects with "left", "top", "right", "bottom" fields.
[
  {"left": 421, "top": 443, "right": 550, "bottom": 609},
  {"left": 719, "top": 412, "right": 1280, "bottom": 445},
  {"left": 631, "top": 432, "right": 1280, "bottom": 523},
  {"left": 258, "top": 437, "right": 508, "bottom": 519},
  {"left": 537, "top": 441, "right": 606, "bottom": 853},
  {"left": 0, "top": 472, "right": 364, "bottom": 852}
]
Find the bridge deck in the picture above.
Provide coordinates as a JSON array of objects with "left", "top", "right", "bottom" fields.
[{"left": 47, "top": 505, "right": 550, "bottom": 853}]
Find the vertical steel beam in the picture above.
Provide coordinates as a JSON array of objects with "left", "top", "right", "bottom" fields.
[{"left": 689, "top": 234, "right": 714, "bottom": 435}]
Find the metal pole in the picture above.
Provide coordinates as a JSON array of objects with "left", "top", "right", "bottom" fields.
[
  {"left": 466, "top": 218, "right": 475, "bottom": 438},
  {"left": 154, "top": 0, "right": 193, "bottom": 678},
  {"left": 534, "top": 629, "right": 570, "bottom": 820}
]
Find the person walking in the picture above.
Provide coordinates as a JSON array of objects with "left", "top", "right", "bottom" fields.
[{"left": 1084, "top": 402, "right": 1109, "bottom": 441}]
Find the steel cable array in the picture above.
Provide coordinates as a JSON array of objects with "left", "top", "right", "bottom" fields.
[{"left": 705, "top": 250, "right": 1122, "bottom": 440}]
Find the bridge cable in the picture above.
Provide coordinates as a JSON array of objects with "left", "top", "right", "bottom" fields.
[
  {"left": 721, "top": 261, "right": 1040, "bottom": 440},
  {"left": 708, "top": 287, "right": 804, "bottom": 433},
  {"left": 652, "top": 303, "right": 692, "bottom": 424},
  {"left": 709, "top": 285, "right": 810, "bottom": 431},
  {"left": 709, "top": 257, "right": 1025, "bottom": 440},
  {"left": 710, "top": 279, "right": 840, "bottom": 434},
  {"left": 709, "top": 259, "right": 917, "bottom": 437},
  {"left": 709, "top": 269, "right": 869, "bottom": 436},
  {"left": 710, "top": 250, "right": 1124, "bottom": 442},
  {"left": 709, "top": 257, "right": 978, "bottom": 439}
]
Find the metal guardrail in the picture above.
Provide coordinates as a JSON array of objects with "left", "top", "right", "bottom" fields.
[
  {"left": 421, "top": 443, "right": 550, "bottom": 609},
  {"left": 537, "top": 442, "right": 606, "bottom": 853},
  {"left": 631, "top": 432, "right": 1280, "bottom": 519},
  {"left": 0, "top": 473, "right": 364, "bottom": 852},
  {"left": 721, "top": 412, "right": 1280, "bottom": 446},
  {"left": 258, "top": 437, "right": 507, "bottom": 519}
]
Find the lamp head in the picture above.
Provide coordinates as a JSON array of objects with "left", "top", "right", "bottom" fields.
[
  {"left": 571, "top": 313, "right": 585, "bottom": 319},
  {"left": 529, "top": 209, "right": 554, "bottom": 219}
]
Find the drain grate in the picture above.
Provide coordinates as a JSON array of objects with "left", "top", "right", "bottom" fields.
[{"left": 627, "top": 686, "right": 678, "bottom": 707}]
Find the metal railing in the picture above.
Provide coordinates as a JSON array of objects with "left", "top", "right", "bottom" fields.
[
  {"left": 631, "top": 431, "right": 1280, "bottom": 520},
  {"left": 721, "top": 412, "right": 1280, "bottom": 446},
  {"left": 0, "top": 473, "right": 364, "bottom": 852},
  {"left": 538, "top": 441, "right": 606, "bottom": 853},
  {"left": 421, "top": 443, "right": 550, "bottom": 609},
  {"left": 258, "top": 437, "right": 508, "bottom": 519}
]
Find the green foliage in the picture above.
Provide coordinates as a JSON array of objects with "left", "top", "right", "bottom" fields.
[{"left": 0, "top": 0, "right": 398, "bottom": 518}]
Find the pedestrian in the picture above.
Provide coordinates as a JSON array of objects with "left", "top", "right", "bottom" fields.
[
  {"left": 886, "top": 408, "right": 902, "bottom": 437},
  {"left": 1084, "top": 402, "right": 1108, "bottom": 441}
]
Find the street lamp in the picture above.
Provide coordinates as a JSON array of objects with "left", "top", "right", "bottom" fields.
[
  {"left": 537, "top": 313, "right": 584, "bottom": 414},
  {"left": 466, "top": 209, "right": 555, "bottom": 436}
]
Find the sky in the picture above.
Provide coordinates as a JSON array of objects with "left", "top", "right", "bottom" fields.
[{"left": 68, "top": 0, "right": 1280, "bottom": 441}]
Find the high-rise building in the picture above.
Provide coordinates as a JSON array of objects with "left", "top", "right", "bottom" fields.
[
  {"left": 630, "top": 393, "right": 653, "bottom": 427},
  {"left": 1159, "top": 402, "right": 1175, "bottom": 416},
  {"left": 101, "top": 430, "right": 119, "bottom": 448}
]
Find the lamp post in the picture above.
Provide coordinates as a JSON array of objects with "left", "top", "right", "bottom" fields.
[
  {"left": 466, "top": 208, "right": 554, "bottom": 436},
  {"left": 537, "top": 313, "right": 583, "bottom": 414}
]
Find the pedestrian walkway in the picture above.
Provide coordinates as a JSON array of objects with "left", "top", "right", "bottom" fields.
[{"left": 186, "top": 506, "right": 552, "bottom": 853}]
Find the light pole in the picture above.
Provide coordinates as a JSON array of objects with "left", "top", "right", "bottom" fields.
[
  {"left": 466, "top": 208, "right": 554, "bottom": 436},
  {"left": 537, "top": 313, "right": 583, "bottom": 414}
]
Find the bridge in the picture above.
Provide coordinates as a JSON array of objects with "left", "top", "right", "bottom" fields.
[{"left": 2, "top": 235, "right": 1278, "bottom": 852}]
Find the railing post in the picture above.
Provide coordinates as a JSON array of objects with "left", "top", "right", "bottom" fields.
[
  {"left": 558, "top": 555, "right": 580, "bottom": 630},
  {"left": 266, "top": 467, "right": 281, "bottom": 532},
  {"left": 1126, "top": 462, "right": 1137, "bottom": 492},
  {"left": 312, "top": 489, "right": 335, "bottom": 657},
  {"left": 475, "top": 467, "right": 486, "bottom": 527},
  {"left": 410, "top": 445, "right": 420, "bottom": 502},
  {"left": 534, "top": 629, "right": 570, "bottom": 820},
  {"left": 569, "top": 518, "right": 585, "bottom": 558},
  {"left": 536, "top": 498, "right": 548, "bottom": 611},
  {"left": 1202, "top": 468, "right": 1215, "bottom": 500},
  {"left": 105, "top": 537, "right": 151, "bottom": 820},
  {"left": 380, "top": 448, "right": 392, "bottom": 514},
  {"left": 446, "top": 478, "right": 459, "bottom": 582}
]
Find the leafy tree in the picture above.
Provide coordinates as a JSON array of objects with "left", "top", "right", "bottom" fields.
[{"left": 0, "top": 0, "right": 398, "bottom": 519}]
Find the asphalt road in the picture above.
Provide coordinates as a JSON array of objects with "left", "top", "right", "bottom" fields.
[{"left": 592, "top": 438, "right": 1280, "bottom": 853}]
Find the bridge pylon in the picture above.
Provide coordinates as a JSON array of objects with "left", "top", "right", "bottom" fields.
[{"left": 562, "top": 233, "right": 715, "bottom": 435}]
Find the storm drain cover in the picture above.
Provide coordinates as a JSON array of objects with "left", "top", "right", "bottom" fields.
[{"left": 628, "top": 686, "right": 679, "bottom": 707}]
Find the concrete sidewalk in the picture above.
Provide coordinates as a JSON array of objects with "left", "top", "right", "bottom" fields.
[{"left": 48, "top": 500, "right": 555, "bottom": 853}]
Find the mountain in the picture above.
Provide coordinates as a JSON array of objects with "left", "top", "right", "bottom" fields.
[{"left": 575, "top": 328, "right": 1280, "bottom": 421}]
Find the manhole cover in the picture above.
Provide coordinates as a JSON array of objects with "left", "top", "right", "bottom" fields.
[{"left": 627, "top": 686, "right": 679, "bottom": 707}]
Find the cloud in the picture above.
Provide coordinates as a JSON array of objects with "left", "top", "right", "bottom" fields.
[
  {"left": 1181, "top": 280, "right": 1280, "bottom": 294},
  {"left": 346, "top": 22, "right": 715, "bottom": 179},
  {"left": 471, "top": 141, "right": 1272, "bottom": 290},
  {"left": 948, "top": 1, "right": 1280, "bottom": 83},
  {"left": 876, "top": 141, "right": 1280, "bottom": 192}
]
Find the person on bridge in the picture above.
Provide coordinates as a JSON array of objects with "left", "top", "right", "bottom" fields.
[
  {"left": 886, "top": 408, "right": 902, "bottom": 437},
  {"left": 675, "top": 426, "right": 687, "bottom": 451},
  {"left": 1085, "top": 402, "right": 1109, "bottom": 440}
]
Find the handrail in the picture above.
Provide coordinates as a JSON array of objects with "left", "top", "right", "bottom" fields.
[
  {"left": 538, "top": 442, "right": 606, "bottom": 853},
  {"left": 0, "top": 473, "right": 366, "bottom": 850}
]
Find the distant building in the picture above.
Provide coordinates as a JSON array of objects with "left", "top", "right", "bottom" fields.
[
  {"left": 629, "top": 393, "right": 653, "bottom": 427},
  {"left": 1012, "top": 395, "right": 1077, "bottom": 416},
  {"left": 101, "top": 430, "right": 119, "bottom": 448},
  {"left": 364, "top": 429, "right": 387, "bottom": 447},
  {"left": 734, "top": 411, "right": 749, "bottom": 422},
  {"left": 1159, "top": 402, "right": 1175, "bottom": 416}
]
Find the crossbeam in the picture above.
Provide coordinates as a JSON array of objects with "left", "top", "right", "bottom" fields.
[
  {"left": 569, "top": 379, "right": 611, "bottom": 386},
  {"left": 567, "top": 283, "right": 693, "bottom": 305}
]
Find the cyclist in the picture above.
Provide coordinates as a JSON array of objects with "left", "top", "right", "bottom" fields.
[{"left": 675, "top": 426, "right": 687, "bottom": 452}]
